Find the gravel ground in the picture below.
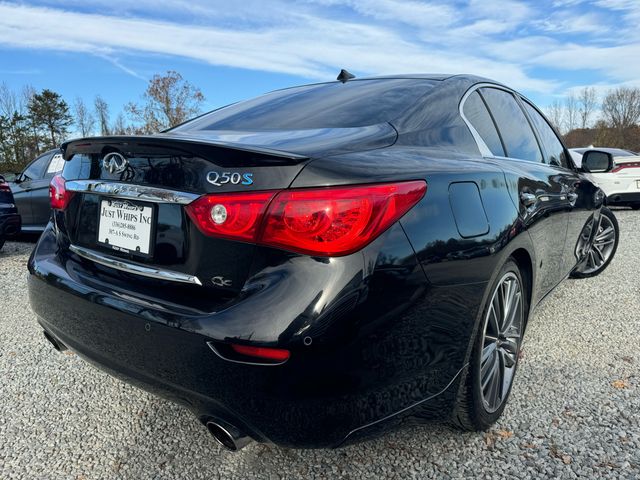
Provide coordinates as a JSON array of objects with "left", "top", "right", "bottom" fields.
[{"left": 1, "top": 210, "right": 639, "bottom": 479}]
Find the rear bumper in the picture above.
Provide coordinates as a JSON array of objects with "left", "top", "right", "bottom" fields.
[
  {"left": 0, "top": 211, "right": 21, "bottom": 238},
  {"left": 28, "top": 225, "right": 481, "bottom": 448},
  {"left": 606, "top": 191, "right": 640, "bottom": 206}
]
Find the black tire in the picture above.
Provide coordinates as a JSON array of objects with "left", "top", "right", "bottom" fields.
[
  {"left": 0, "top": 237, "right": 4, "bottom": 251},
  {"left": 570, "top": 207, "right": 619, "bottom": 279},
  {"left": 452, "top": 258, "right": 528, "bottom": 431},
  {"left": 631, "top": 205, "right": 640, "bottom": 211}
]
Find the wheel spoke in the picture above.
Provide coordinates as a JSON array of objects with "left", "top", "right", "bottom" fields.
[
  {"left": 482, "top": 341, "right": 497, "bottom": 363},
  {"left": 481, "top": 351, "right": 498, "bottom": 391},
  {"left": 488, "top": 303, "right": 500, "bottom": 337},
  {"left": 503, "top": 290, "right": 521, "bottom": 335}
]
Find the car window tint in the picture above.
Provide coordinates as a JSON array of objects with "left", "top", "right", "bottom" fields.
[
  {"left": 171, "top": 79, "right": 437, "bottom": 130},
  {"left": 22, "top": 152, "right": 53, "bottom": 181},
  {"left": 480, "top": 88, "right": 542, "bottom": 163},
  {"left": 462, "top": 91, "right": 505, "bottom": 157},
  {"left": 43, "top": 153, "right": 65, "bottom": 180},
  {"left": 522, "top": 101, "right": 569, "bottom": 168}
]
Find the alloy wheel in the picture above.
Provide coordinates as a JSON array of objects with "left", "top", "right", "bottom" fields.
[
  {"left": 480, "top": 272, "right": 523, "bottom": 413},
  {"left": 579, "top": 214, "right": 616, "bottom": 275}
]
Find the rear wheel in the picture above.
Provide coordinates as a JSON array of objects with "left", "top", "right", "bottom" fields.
[
  {"left": 571, "top": 207, "right": 618, "bottom": 278},
  {"left": 452, "top": 258, "right": 526, "bottom": 430},
  {"left": 0, "top": 238, "right": 4, "bottom": 251},
  {"left": 631, "top": 205, "right": 640, "bottom": 211}
]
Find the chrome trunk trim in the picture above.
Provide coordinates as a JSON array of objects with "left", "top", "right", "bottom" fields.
[
  {"left": 65, "top": 180, "right": 199, "bottom": 205},
  {"left": 70, "top": 245, "right": 202, "bottom": 286}
]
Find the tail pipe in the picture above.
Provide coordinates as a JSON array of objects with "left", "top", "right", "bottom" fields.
[
  {"left": 205, "top": 420, "right": 252, "bottom": 452},
  {"left": 43, "top": 330, "right": 68, "bottom": 352}
]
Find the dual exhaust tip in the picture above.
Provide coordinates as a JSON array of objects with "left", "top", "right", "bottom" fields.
[{"left": 205, "top": 420, "right": 251, "bottom": 452}]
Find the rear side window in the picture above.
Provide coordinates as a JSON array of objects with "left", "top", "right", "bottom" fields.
[
  {"left": 22, "top": 152, "right": 53, "bottom": 181},
  {"left": 43, "top": 153, "right": 65, "bottom": 180},
  {"left": 463, "top": 91, "right": 505, "bottom": 157},
  {"left": 522, "top": 101, "right": 569, "bottom": 168},
  {"left": 480, "top": 88, "right": 542, "bottom": 163}
]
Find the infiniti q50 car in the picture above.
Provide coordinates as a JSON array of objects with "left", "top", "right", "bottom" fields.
[{"left": 29, "top": 74, "right": 616, "bottom": 450}]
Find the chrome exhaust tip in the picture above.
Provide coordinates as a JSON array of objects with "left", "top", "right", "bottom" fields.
[
  {"left": 43, "top": 331, "right": 67, "bottom": 352},
  {"left": 205, "top": 420, "right": 251, "bottom": 451}
]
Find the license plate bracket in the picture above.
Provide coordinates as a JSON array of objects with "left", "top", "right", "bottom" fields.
[{"left": 97, "top": 198, "right": 155, "bottom": 258}]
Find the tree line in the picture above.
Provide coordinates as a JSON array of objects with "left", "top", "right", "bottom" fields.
[
  {"left": 0, "top": 71, "right": 205, "bottom": 172},
  {"left": 545, "top": 86, "right": 640, "bottom": 152}
]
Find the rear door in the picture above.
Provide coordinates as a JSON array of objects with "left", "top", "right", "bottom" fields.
[
  {"left": 11, "top": 151, "right": 54, "bottom": 227},
  {"left": 469, "top": 86, "right": 570, "bottom": 295},
  {"left": 519, "top": 99, "right": 599, "bottom": 273}
]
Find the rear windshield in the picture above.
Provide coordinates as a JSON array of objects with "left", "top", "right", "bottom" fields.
[{"left": 171, "top": 79, "right": 437, "bottom": 131}]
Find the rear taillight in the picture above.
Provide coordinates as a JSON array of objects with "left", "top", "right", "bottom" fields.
[
  {"left": 185, "top": 191, "right": 276, "bottom": 241},
  {"left": 49, "top": 174, "right": 74, "bottom": 210},
  {"left": 0, "top": 182, "right": 10, "bottom": 193},
  {"left": 186, "top": 181, "right": 426, "bottom": 256},
  {"left": 611, "top": 162, "right": 640, "bottom": 173}
]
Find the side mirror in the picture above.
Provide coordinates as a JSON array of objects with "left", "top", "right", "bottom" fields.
[{"left": 582, "top": 150, "right": 614, "bottom": 173}]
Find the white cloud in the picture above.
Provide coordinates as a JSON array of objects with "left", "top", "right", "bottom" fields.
[{"left": 0, "top": 0, "right": 638, "bottom": 101}]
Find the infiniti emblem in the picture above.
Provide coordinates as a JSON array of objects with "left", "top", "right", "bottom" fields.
[{"left": 102, "top": 152, "right": 128, "bottom": 174}]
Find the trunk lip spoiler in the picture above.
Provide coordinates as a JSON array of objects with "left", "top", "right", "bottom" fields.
[
  {"left": 69, "top": 244, "right": 203, "bottom": 286},
  {"left": 61, "top": 134, "right": 309, "bottom": 161},
  {"left": 65, "top": 180, "right": 200, "bottom": 205}
]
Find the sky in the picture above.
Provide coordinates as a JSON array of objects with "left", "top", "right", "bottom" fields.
[{"left": 0, "top": 0, "right": 639, "bottom": 124}]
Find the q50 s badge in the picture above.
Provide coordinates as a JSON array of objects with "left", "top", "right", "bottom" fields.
[{"left": 207, "top": 171, "right": 254, "bottom": 187}]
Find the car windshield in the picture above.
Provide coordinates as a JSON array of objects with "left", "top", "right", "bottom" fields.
[{"left": 171, "top": 79, "right": 437, "bottom": 131}]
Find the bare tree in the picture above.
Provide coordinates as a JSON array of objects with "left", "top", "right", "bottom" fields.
[
  {"left": 94, "top": 95, "right": 110, "bottom": 136},
  {"left": 126, "top": 70, "right": 205, "bottom": 133},
  {"left": 74, "top": 97, "right": 95, "bottom": 137},
  {"left": 578, "top": 87, "right": 597, "bottom": 129},
  {"left": 564, "top": 93, "right": 579, "bottom": 132},
  {"left": 545, "top": 100, "right": 565, "bottom": 134},
  {"left": 112, "top": 112, "right": 131, "bottom": 135},
  {"left": 0, "top": 82, "right": 19, "bottom": 118},
  {"left": 601, "top": 86, "right": 640, "bottom": 130}
]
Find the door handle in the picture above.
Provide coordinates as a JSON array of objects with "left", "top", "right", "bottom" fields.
[{"left": 520, "top": 192, "right": 536, "bottom": 207}]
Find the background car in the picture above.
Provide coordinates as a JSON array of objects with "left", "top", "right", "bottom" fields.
[
  {"left": 8, "top": 148, "right": 65, "bottom": 232},
  {"left": 29, "top": 74, "right": 614, "bottom": 450},
  {"left": 570, "top": 147, "right": 640, "bottom": 209},
  {"left": 0, "top": 174, "right": 21, "bottom": 250}
]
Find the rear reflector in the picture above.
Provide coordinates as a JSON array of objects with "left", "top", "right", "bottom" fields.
[
  {"left": 185, "top": 181, "right": 427, "bottom": 256},
  {"left": 229, "top": 344, "right": 291, "bottom": 362},
  {"left": 50, "top": 174, "right": 74, "bottom": 210}
]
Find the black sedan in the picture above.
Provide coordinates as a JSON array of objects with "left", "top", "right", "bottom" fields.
[
  {"left": 9, "top": 148, "right": 64, "bottom": 232},
  {"left": 28, "top": 74, "right": 616, "bottom": 450}
]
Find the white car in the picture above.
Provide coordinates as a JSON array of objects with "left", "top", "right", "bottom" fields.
[{"left": 570, "top": 147, "right": 640, "bottom": 210}]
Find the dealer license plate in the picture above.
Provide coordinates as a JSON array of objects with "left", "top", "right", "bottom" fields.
[{"left": 97, "top": 199, "right": 154, "bottom": 256}]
